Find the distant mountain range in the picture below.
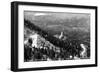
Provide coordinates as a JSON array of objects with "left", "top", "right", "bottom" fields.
[{"left": 24, "top": 11, "right": 90, "bottom": 35}]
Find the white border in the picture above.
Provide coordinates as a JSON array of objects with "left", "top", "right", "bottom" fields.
[{"left": 18, "top": 5, "right": 95, "bottom": 68}]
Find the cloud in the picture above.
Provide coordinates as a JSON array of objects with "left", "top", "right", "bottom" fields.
[{"left": 34, "top": 13, "right": 47, "bottom": 16}]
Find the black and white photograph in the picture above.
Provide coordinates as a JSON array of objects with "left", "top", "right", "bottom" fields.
[
  {"left": 11, "top": 1, "right": 97, "bottom": 71},
  {"left": 24, "top": 11, "right": 90, "bottom": 62}
]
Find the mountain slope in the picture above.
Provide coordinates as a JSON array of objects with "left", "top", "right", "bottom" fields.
[{"left": 24, "top": 19, "right": 70, "bottom": 49}]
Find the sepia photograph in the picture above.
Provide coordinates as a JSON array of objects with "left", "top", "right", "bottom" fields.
[{"left": 24, "top": 11, "right": 90, "bottom": 62}]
